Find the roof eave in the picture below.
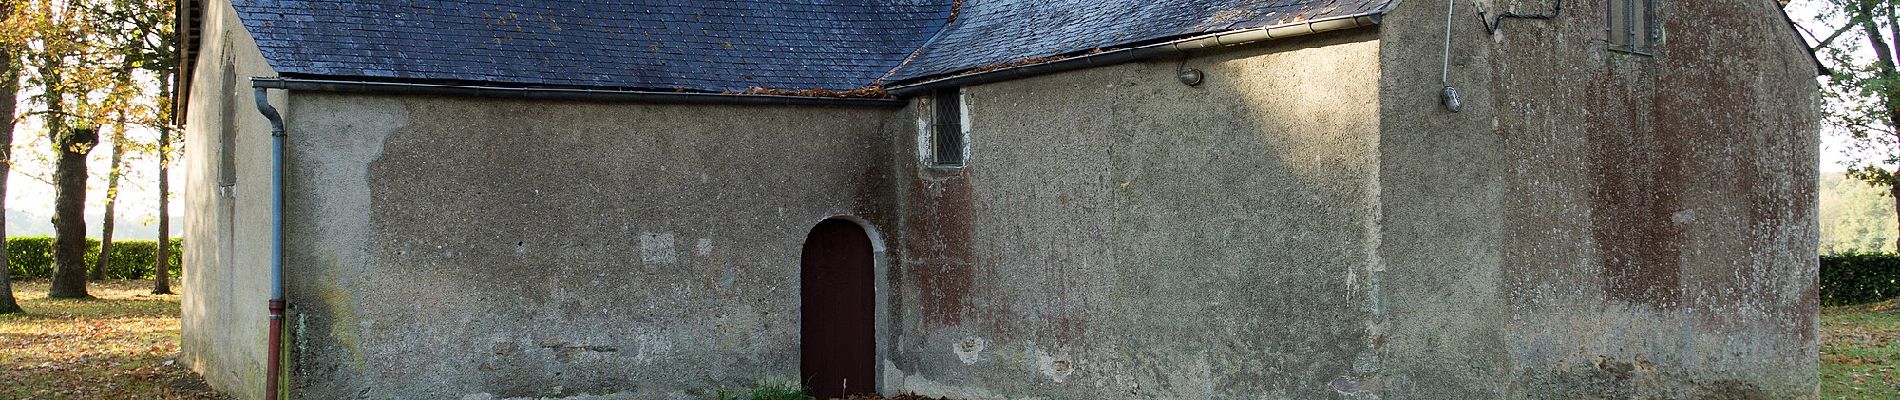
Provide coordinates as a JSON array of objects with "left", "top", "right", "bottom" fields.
[
  {"left": 252, "top": 77, "right": 906, "bottom": 107},
  {"left": 885, "top": 12, "right": 1385, "bottom": 97}
]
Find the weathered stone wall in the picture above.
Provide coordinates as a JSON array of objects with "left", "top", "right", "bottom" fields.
[
  {"left": 278, "top": 95, "right": 901, "bottom": 399},
  {"left": 882, "top": 30, "right": 1386, "bottom": 399},
  {"left": 186, "top": 1, "right": 1819, "bottom": 398},
  {"left": 1376, "top": 0, "right": 1820, "bottom": 398},
  {"left": 179, "top": 1, "right": 281, "bottom": 398}
]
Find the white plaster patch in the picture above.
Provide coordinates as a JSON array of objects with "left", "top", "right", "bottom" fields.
[
  {"left": 294, "top": 314, "right": 310, "bottom": 381},
  {"left": 893, "top": 362, "right": 1014, "bottom": 400},
  {"left": 1035, "top": 347, "right": 1074, "bottom": 383},
  {"left": 718, "top": 263, "right": 737, "bottom": 290},
  {"left": 633, "top": 333, "right": 675, "bottom": 365},
  {"left": 1672, "top": 209, "right": 1697, "bottom": 224},
  {"left": 639, "top": 233, "right": 678, "bottom": 265},
  {"left": 460, "top": 392, "right": 645, "bottom": 400},
  {"left": 915, "top": 101, "right": 934, "bottom": 164},
  {"left": 883, "top": 360, "right": 906, "bottom": 394},
  {"left": 696, "top": 238, "right": 713, "bottom": 256},
  {"left": 1330, "top": 375, "right": 1380, "bottom": 396},
  {"left": 954, "top": 336, "right": 988, "bottom": 365}
]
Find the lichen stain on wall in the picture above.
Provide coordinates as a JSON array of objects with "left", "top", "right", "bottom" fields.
[
  {"left": 906, "top": 173, "right": 976, "bottom": 328},
  {"left": 308, "top": 257, "right": 365, "bottom": 367},
  {"left": 1577, "top": 0, "right": 1820, "bottom": 337},
  {"left": 1584, "top": 66, "right": 1685, "bottom": 309}
]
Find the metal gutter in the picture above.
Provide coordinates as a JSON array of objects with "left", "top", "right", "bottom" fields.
[
  {"left": 886, "top": 13, "right": 1383, "bottom": 97},
  {"left": 252, "top": 78, "right": 905, "bottom": 107}
]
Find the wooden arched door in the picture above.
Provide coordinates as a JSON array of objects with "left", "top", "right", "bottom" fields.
[{"left": 800, "top": 218, "right": 875, "bottom": 398}]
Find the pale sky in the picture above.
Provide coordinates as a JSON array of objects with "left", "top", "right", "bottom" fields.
[{"left": 5, "top": 109, "right": 181, "bottom": 239}]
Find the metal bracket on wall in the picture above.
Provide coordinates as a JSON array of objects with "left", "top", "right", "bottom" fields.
[{"left": 1474, "top": 0, "right": 1563, "bottom": 34}]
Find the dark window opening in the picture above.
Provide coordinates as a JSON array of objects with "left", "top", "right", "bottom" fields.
[
  {"left": 929, "top": 89, "right": 965, "bottom": 168},
  {"left": 1608, "top": 0, "right": 1657, "bottom": 54},
  {"left": 218, "top": 63, "right": 238, "bottom": 188}
]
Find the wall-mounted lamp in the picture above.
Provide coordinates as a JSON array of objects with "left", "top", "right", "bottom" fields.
[
  {"left": 1441, "top": 86, "right": 1463, "bottom": 113},
  {"left": 1177, "top": 69, "right": 1204, "bottom": 86}
]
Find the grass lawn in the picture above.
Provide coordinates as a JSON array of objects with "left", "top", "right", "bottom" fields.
[
  {"left": 0, "top": 279, "right": 223, "bottom": 399},
  {"left": 1826, "top": 302, "right": 1900, "bottom": 399}
]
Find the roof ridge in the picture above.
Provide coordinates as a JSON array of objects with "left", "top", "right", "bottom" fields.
[{"left": 870, "top": 0, "right": 963, "bottom": 88}]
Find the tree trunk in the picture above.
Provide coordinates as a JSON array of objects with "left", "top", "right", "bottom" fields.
[
  {"left": 92, "top": 121, "right": 123, "bottom": 281},
  {"left": 154, "top": 73, "right": 172, "bottom": 295},
  {"left": 1891, "top": 184, "right": 1900, "bottom": 251},
  {"left": 1857, "top": 3, "right": 1900, "bottom": 250},
  {"left": 46, "top": 125, "right": 96, "bottom": 299},
  {"left": 0, "top": 52, "right": 22, "bottom": 314}
]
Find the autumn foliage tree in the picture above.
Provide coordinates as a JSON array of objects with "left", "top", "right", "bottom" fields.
[
  {"left": 111, "top": 0, "right": 174, "bottom": 295},
  {"left": 0, "top": 0, "right": 176, "bottom": 303},
  {"left": 87, "top": 0, "right": 174, "bottom": 291},
  {"left": 2, "top": 0, "right": 171, "bottom": 298},
  {"left": 15, "top": 0, "right": 104, "bottom": 298},
  {"left": 1807, "top": 0, "right": 1900, "bottom": 248}
]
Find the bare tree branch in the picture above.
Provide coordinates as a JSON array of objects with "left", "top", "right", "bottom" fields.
[{"left": 1815, "top": 2, "right": 1878, "bottom": 50}]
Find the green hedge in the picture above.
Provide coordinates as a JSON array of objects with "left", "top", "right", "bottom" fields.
[
  {"left": 1821, "top": 253, "right": 1900, "bottom": 306},
  {"left": 5, "top": 236, "right": 183, "bottom": 280}
]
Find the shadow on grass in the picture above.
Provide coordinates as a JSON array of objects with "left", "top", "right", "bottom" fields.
[{"left": 0, "top": 279, "right": 224, "bottom": 399}]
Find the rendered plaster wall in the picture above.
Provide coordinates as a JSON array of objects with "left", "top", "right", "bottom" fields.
[
  {"left": 277, "top": 94, "right": 900, "bottom": 399},
  {"left": 882, "top": 31, "right": 1385, "bottom": 399},
  {"left": 1375, "top": 0, "right": 1820, "bottom": 398},
  {"left": 178, "top": 0, "right": 283, "bottom": 398}
]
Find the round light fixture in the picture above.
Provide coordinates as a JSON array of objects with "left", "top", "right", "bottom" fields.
[
  {"left": 1441, "top": 86, "right": 1463, "bottom": 113},
  {"left": 1177, "top": 69, "right": 1205, "bottom": 86}
]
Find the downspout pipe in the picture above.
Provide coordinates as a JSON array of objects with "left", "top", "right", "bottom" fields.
[
  {"left": 886, "top": 13, "right": 1382, "bottom": 97},
  {"left": 252, "top": 85, "right": 286, "bottom": 400},
  {"left": 251, "top": 78, "right": 905, "bottom": 107}
]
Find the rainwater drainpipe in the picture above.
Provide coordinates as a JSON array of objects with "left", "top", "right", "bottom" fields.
[{"left": 252, "top": 85, "right": 287, "bottom": 400}]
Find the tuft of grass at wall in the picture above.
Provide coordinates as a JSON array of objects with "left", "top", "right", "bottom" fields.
[
  {"left": 712, "top": 379, "right": 809, "bottom": 400},
  {"left": 707, "top": 380, "right": 959, "bottom": 400},
  {"left": 4, "top": 237, "right": 183, "bottom": 280}
]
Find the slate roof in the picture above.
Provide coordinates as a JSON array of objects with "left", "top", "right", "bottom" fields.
[
  {"left": 888, "top": 0, "right": 1394, "bottom": 81},
  {"left": 230, "top": 0, "right": 1390, "bottom": 94}
]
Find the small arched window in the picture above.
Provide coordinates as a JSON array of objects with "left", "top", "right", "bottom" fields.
[{"left": 217, "top": 63, "right": 238, "bottom": 189}]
